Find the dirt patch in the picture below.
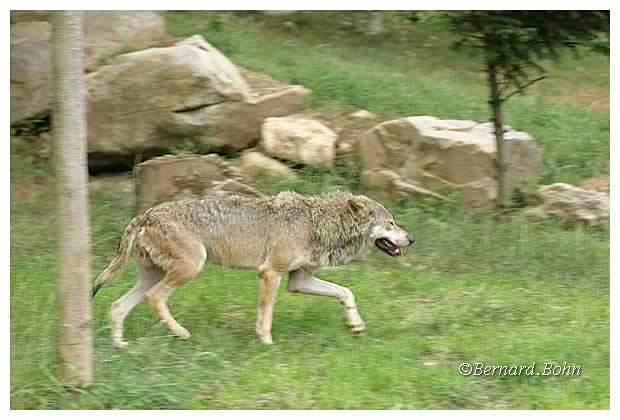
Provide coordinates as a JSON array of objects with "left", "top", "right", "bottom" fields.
[
  {"left": 567, "top": 86, "right": 609, "bottom": 113},
  {"left": 531, "top": 81, "right": 609, "bottom": 113},
  {"left": 545, "top": 85, "right": 609, "bottom": 113},
  {"left": 11, "top": 178, "right": 49, "bottom": 204},
  {"left": 580, "top": 175, "right": 609, "bottom": 193}
]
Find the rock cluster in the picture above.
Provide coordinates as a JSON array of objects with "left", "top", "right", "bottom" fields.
[{"left": 17, "top": 14, "right": 596, "bottom": 217}]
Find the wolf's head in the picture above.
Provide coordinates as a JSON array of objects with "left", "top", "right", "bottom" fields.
[{"left": 346, "top": 195, "right": 415, "bottom": 257}]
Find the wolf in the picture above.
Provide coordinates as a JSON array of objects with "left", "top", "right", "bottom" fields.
[{"left": 93, "top": 191, "right": 414, "bottom": 348}]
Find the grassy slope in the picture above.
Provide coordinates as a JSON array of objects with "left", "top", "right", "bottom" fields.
[
  {"left": 165, "top": 11, "right": 609, "bottom": 185},
  {"left": 10, "top": 12, "right": 609, "bottom": 409}
]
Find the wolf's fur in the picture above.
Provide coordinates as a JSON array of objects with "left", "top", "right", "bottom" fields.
[{"left": 94, "top": 191, "right": 413, "bottom": 347}]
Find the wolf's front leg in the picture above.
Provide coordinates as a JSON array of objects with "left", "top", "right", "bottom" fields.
[
  {"left": 256, "top": 265, "right": 283, "bottom": 344},
  {"left": 287, "top": 269, "right": 365, "bottom": 333}
]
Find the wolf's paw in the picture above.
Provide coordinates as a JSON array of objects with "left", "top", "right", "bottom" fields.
[
  {"left": 113, "top": 340, "right": 129, "bottom": 349},
  {"left": 257, "top": 332, "right": 274, "bottom": 345},
  {"left": 349, "top": 321, "right": 366, "bottom": 333},
  {"left": 172, "top": 327, "right": 192, "bottom": 340},
  {"left": 345, "top": 308, "right": 365, "bottom": 333}
]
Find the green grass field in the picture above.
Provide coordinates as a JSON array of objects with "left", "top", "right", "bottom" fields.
[{"left": 10, "top": 11, "right": 609, "bottom": 409}]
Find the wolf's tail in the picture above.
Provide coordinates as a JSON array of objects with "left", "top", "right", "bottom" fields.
[{"left": 92, "top": 214, "right": 144, "bottom": 298}]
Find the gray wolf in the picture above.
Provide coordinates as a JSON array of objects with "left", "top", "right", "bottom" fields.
[{"left": 93, "top": 191, "right": 414, "bottom": 348}]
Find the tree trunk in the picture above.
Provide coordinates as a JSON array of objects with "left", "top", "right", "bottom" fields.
[
  {"left": 52, "top": 11, "right": 93, "bottom": 388},
  {"left": 485, "top": 59, "right": 509, "bottom": 210},
  {"left": 368, "top": 11, "right": 384, "bottom": 36}
]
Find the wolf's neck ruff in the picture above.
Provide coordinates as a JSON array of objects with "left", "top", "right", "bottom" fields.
[
  {"left": 257, "top": 191, "right": 372, "bottom": 266},
  {"left": 306, "top": 199, "right": 371, "bottom": 266}
]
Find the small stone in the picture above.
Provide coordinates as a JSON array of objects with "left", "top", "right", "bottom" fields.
[
  {"left": 239, "top": 150, "right": 297, "bottom": 179},
  {"left": 350, "top": 109, "right": 377, "bottom": 120}
]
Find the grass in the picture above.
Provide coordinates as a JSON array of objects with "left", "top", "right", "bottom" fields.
[
  {"left": 10, "top": 11, "right": 609, "bottom": 409},
  {"left": 165, "top": 11, "right": 609, "bottom": 185},
  {"left": 10, "top": 156, "right": 609, "bottom": 409}
]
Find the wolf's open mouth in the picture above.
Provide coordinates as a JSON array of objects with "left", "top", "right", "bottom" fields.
[{"left": 375, "top": 238, "right": 403, "bottom": 257}]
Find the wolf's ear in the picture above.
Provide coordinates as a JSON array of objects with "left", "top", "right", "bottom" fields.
[{"left": 347, "top": 198, "right": 368, "bottom": 219}]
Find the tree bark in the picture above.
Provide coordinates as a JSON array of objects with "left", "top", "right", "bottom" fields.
[
  {"left": 52, "top": 11, "right": 93, "bottom": 388},
  {"left": 485, "top": 59, "right": 509, "bottom": 210}
]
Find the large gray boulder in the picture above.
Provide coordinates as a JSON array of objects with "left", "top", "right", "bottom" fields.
[
  {"left": 86, "top": 35, "right": 251, "bottom": 158},
  {"left": 136, "top": 154, "right": 259, "bottom": 213},
  {"left": 82, "top": 11, "right": 169, "bottom": 72},
  {"left": 10, "top": 11, "right": 52, "bottom": 23},
  {"left": 10, "top": 22, "right": 51, "bottom": 124},
  {"left": 10, "top": 12, "right": 169, "bottom": 124},
  {"left": 86, "top": 35, "right": 310, "bottom": 164},
  {"left": 358, "top": 116, "right": 542, "bottom": 207}
]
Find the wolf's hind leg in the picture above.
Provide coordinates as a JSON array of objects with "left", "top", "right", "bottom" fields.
[
  {"left": 145, "top": 242, "right": 207, "bottom": 340},
  {"left": 287, "top": 269, "right": 365, "bottom": 333},
  {"left": 110, "top": 259, "right": 163, "bottom": 348}
]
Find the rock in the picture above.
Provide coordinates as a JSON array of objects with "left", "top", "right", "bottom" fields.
[
  {"left": 525, "top": 183, "right": 609, "bottom": 226},
  {"left": 11, "top": 20, "right": 310, "bottom": 155},
  {"left": 136, "top": 154, "right": 259, "bottom": 213},
  {"left": 10, "top": 11, "right": 51, "bottom": 23},
  {"left": 362, "top": 169, "right": 400, "bottom": 190},
  {"left": 209, "top": 84, "right": 310, "bottom": 150},
  {"left": 208, "top": 178, "right": 262, "bottom": 198},
  {"left": 337, "top": 142, "right": 355, "bottom": 154},
  {"left": 87, "top": 35, "right": 251, "bottom": 161},
  {"left": 239, "top": 150, "right": 297, "bottom": 179},
  {"left": 231, "top": 67, "right": 311, "bottom": 149},
  {"left": 358, "top": 116, "right": 542, "bottom": 207},
  {"left": 433, "top": 119, "right": 478, "bottom": 131},
  {"left": 460, "top": 177, "right": 498, "bottom": 208},
  {"left": 473, "top": 121, "right": 512, "bottom": 134},
  {"left": 10, "top": 12, "right": 169, "bottom": 124},
  {"left": 10, "top": 22, "right": 51, "bottom": 124},
  {"left": 82, "top": 11, "right": 169, "bottom": 72},
  {"left": 350, "top": 109, "right": 377, "bottom": 120},
  {"left": 85, "top": 39, "right": 310, "bottom": 167},
  {"left": 362, "top": 169, "right": 450, "bottom": 201},
  {"left": 261, "top": 116, "right": 337, "bottom": 167},
  {"left": 10, "top": 21, "right": 50, "bottom": 44}
]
